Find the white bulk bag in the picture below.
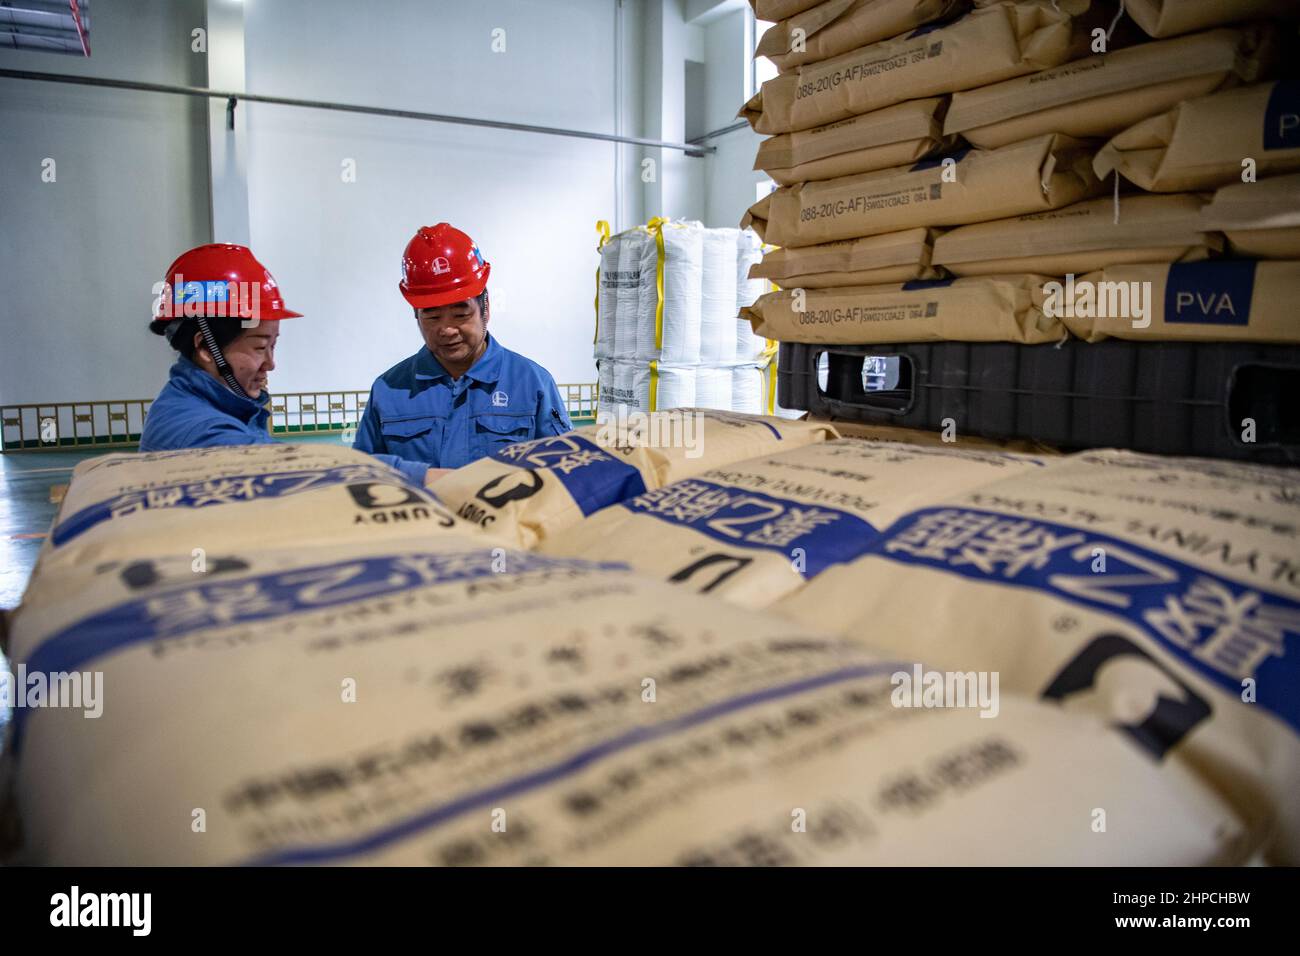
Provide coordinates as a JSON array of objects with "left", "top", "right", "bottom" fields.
[
  {"left": 731, "top": 363, "right": 767, "bottom": 415},
  {"left": 613, "top": 230, "right": 646, "bottom": 360},
  {"left": 639, "top": 220, "right": 704, "bottom": 365},
  {"left": 701, "top": 228, "right": 739, "bottom": 364},
  {"left": 595, "top": 236, "right": 620, "bottom": 360},
  {"left": 736, "top": 229, "right": 769, "bottom": 362},
  {"left": 694, "top": 366, "right": 732, "bottom": 411}
]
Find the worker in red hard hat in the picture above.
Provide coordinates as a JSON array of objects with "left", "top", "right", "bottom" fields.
[
  {"left": 142, "top": 243, "right": 300, "bottom": 451},
  {"left": 141, "top": 244, "right": 435, "bottom": 482},
  {"left": 353, "top": 223, "right": 572, "bottom": 478}
]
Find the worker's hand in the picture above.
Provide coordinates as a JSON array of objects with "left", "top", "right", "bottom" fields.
[{"left": 424, "top": 467, "right": 452, "bottom": 485}]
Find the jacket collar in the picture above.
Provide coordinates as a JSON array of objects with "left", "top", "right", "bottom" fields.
[
  {"left": 414, "top": 333, "right": 503, "bottom": 385},
  {"left": 170, "top": 355, "right": 270, "bottom": 423}
]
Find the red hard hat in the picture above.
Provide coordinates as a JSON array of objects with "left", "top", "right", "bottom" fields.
[
  {"left": 400, "top": 223, "right": 490, "bottom": 309},
  {"left": 152, "top": 243, "right": 302, "bottom": 326}
]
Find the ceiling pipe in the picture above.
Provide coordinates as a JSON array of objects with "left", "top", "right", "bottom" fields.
[{"left": 0, "top": 67, "right": 716, "bottom": 154}]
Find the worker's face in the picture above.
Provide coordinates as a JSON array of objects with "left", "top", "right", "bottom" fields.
[
  {"left": 416, "top": 295, "right": 489, "bottom": 371},
  {"left": 195, "top": 325, "right": 279, "bottom": 399}
]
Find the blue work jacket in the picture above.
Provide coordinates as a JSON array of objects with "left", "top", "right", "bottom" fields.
[
  {"left": 354, "top": 335, "right": 573, "bottom": 480},
  {"left": 140, "top": 357, "right": 418, "bottom": 481}
]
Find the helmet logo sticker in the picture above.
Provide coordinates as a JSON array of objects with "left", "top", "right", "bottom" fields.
[
  {"left": 491, "top": 390, "right": 509, "bottom": 407},
  {"left": 432, "top": 256, "right": 451, "bottom": 275}
]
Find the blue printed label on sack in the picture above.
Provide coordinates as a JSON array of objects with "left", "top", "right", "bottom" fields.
[
  {"left": 490, "top": 434, "right": 646, "bottom": 517},
  {"left": 12, "top": 550, "right": 629, "bottom": 756},
  {"left": 1163, "top": 260, "right": 1256, "bottom": 326},
  {"left": 51, "top": 464, "right": 417, "bottom": 547},
  {"left": 1263, "top": 80, "right": 1300, "bottom": 151},
  {"left": 874, "top": 507, "right": 1300, "bottom": 732},
  {"left": 625, "top": 479, "right": 877, "bottom": 578}
]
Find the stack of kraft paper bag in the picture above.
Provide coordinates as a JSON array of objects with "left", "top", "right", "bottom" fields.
[{"left": 739, "top": 0, "right": 1300, "bottom": 382}]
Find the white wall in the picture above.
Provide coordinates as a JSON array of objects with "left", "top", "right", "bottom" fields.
[
  {"left": 702, "top": 7, "right": 766, "bottom": 230},
  {"left": 0, "top": 0, "right": 211, "bottom": 405},
  {"left": 641, "top": 0, "right": 706, "bottom": 224},
  {"left": 0, "top": 0, "right": 767, "bottom": 404},
  {"left": 240, "top": 0, "right": 647, "bottom": 391}
]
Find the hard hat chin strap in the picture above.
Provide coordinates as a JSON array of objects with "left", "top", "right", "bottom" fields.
[{"left": 196, "top": 316, "right": 250, "bottom": 400}]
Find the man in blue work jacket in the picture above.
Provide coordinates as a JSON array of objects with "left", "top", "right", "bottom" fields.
[{"left": 354, "top": 224, "right": 572, "bottom": 481}]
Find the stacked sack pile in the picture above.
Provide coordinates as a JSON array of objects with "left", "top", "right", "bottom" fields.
[
  {"left": 535, "top": 432, "right": 1300, "bottom": 865},
  {"left": 594, "top": 218, "right": 775, "bottom": 416},
  {"left": 739, "top": 0, "right": 1300, "bottom": 366},
  {"left": 7, "top": 419, "right": 1299, "bottom": 865}
]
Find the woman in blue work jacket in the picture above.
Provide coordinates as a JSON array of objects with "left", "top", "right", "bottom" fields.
[
  {"left": 353, "top": 223, "right": 573, "bottom": 478},
  {"left": 141, "top": 243, "right": 431, "bottom": 483}
]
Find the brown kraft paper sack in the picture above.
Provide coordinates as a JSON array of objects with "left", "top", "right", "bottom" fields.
[
  {"left": 1094, "top": 81, "right": 1300, "bottom": 193},
  {"left": 756, "top": 0, "right": 968, "bottom": 73},
  {"left": 743, "top": 134, "right": 1103, "bottom": 247},
  {"left": 814, "top": 417, "right": 1058, "bottom": 454},
  {"left": 3, "top": 534, "right": 1246, "bottom": 865},
  {"left": 1052, "top": 260, "right": 1300, "bottom": 344},
  {"left": 753, "top": 0, "right": 826, "bottom": 20},
  {"left": 773, "top": 448, "right": 1300, "bottom": 862},
  {"left": 739, "top": 0, "right": 1083, "bottom": 135},
  {"left": 742, "top": 274, "right": 1064, "bottom": 344},
  {"left": 933, "top": 192, "right": 1221, "bottom": 276},
  {"left": 1201, "top": 172, "right": 1300, "bottom": 259},
  {"left": 540, "top": 438, "right": 1052, "bottom": 609},
  {"left": 430, "top": 411, "right": 838, "bottom": 549},
  {"left": 1123, "top": 0, "right": 1299, "bottom": 38},
  {"left": 756, "top": 97, "right": 952, "bottom": 185},
  {"left": 945, "top": 27, "right": 1273, "bottom": 150},
  {"left": 750, "top": 228, "right": 942, "bottom": 288}
]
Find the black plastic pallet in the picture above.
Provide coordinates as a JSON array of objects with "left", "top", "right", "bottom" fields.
[{"left": 778, "top": 340, "right": 1300, "bottom": 465}]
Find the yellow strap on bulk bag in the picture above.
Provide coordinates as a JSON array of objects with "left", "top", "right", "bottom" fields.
[
  {"left": 760, "top": 339, "right": 780, "bottom": 415},
  {"left": 649, "top": 360, "right": 659, "bottom": 412},
  {"left": 593, "top": 220, "right": 611, "bottom": 347},
  {"left": 646, "top": 217, "right": 669, "bottom": 354}
]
